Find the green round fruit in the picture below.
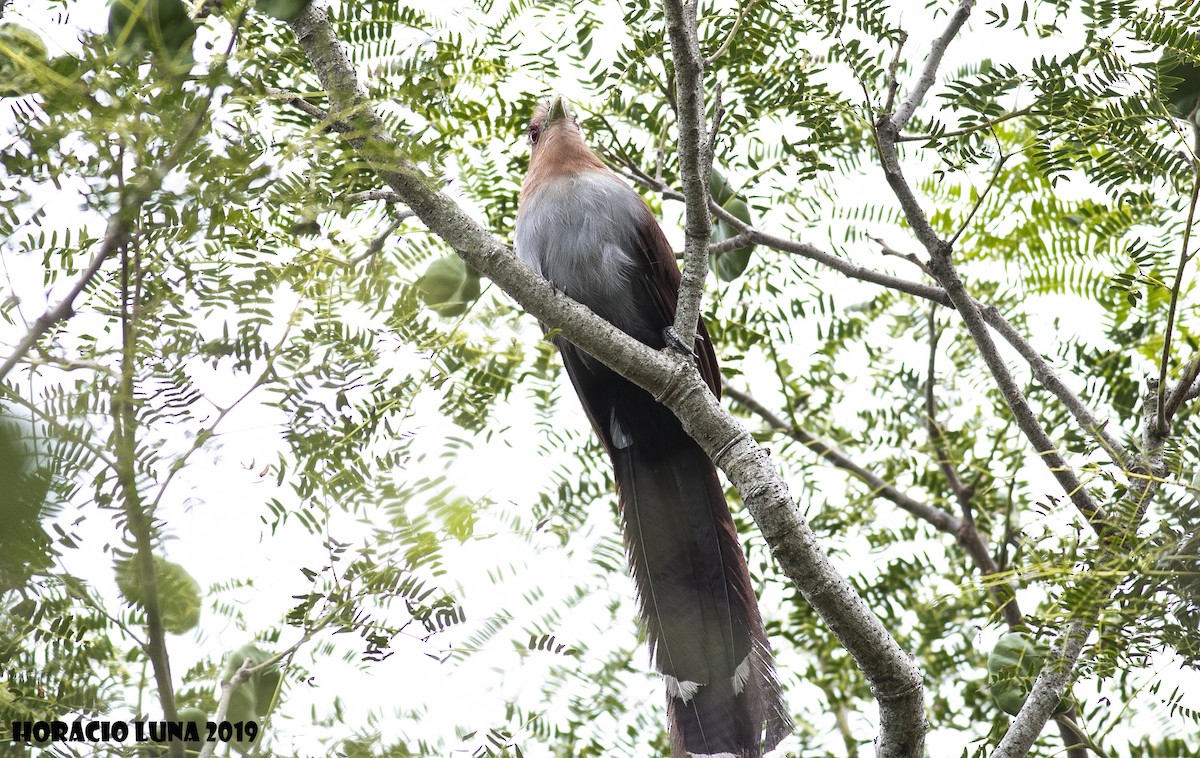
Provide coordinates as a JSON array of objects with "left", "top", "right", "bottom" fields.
[
  {"left": 417, "top": 255, "right": 481, "bottom": 317},
  {"left": 222, "top": 643, "right": 282, "bottom": 715},
  {"left": 107, "top": 0, "right": 196, "bottom": 68},
  {"left": 177, "top": 707, "right": 207, "bottom": 755},
  {"left": 114, "top": 555, "right": 202, "bottom": 634},
  {"left": 254, "top": 0, "right": 314, "bottom": 21},
  {"left": 987, "top": 632, "right": 1041, "bottom": 677},
  {"left": 987, "top": 632, "right": 1073, "bottom": 716}
]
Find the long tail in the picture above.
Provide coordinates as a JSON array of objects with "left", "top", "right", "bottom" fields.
[{"left": 613, "top": 436, "right": 791, "bottom": 757}]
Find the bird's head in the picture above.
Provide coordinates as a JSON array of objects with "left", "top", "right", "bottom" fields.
[
  {"left": 527, "top": 94, "right": 580, "bottom": 155},
  {"left": 520, "top": 95, "right": 607, "bottom": 204}
]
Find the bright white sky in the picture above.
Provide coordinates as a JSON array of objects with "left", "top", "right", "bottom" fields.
[{"left": 2, "top": 0, "right": 1199, "bottom": 756}]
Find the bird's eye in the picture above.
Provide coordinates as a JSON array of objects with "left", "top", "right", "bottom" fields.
[{"left": 528, "top": 123, "right": 542, "bottom": 145}]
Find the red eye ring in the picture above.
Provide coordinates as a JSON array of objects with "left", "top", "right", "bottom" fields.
[{"left": 528, "top": 123, "right": 542, "bottom": 144}]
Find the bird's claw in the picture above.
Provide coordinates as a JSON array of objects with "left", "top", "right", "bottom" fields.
[{"left": 662, "top": 326, "right": 697, "bottom": 361}]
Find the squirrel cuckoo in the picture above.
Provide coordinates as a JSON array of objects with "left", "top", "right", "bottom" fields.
[{"left": 515, "top": 96, "right": 791, "bottom": 757}]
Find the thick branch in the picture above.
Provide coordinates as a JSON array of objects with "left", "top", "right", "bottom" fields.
[
  {"left": 288, "top": 4, "right": 925, "bottom": 754},
  {"left": 662, "top": 0, "right": 713, "bottom": 349}
]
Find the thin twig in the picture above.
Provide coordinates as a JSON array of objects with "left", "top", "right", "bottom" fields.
[
  {"left": 0, "top": 211, "right": 134, "bottom": 383},
  {"left": 343, "top": 189, "right": 409, "bottom": 205},
  {"left": 704, "top": 0, "right": 759, "bottom": 66},
  {"left": 980, "top": 306, "right": 1130, "bottom": 468},
  {"left": 873, "top": 236, "right": 933, "bottom": 277},
  {"left": 265, "top": 87, "right": 349, "bottom": 131},
  {"left": 883, "top": 31, "right": 907, "bottom": 116},
  {"left": 724, "top": 382, "right": 960, "bottom": 533},
  {"left": 346, "top": 212, "right": 414, "bottom": 266},
  {"left": 1165, "top": 355, "right": 1200, "bottom": 421},
  {"left": 898, "top": 106, "right": 1033, "bottom": 143},
  {"left": 924, "top": 308, "right": 974, "bottom": 517},
  {"left": 707, "top": 81, "right": 726, "bottom": 162},
  {"left": 707, "top": 198, "right": 952, "bottom": 303},
  {"left": 1155, "top": 161, "right": 1200, "bottom": 435},
  {"left": 950, "top": 153, "right": 1009, "bottom": 245}
]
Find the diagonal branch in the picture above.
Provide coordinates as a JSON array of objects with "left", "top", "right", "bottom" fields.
[
  {"left": 629, "top": 168, "right": 1135, "bottom": 482},
  {"left": 1155, "top": 161, "right": 1200, "bottom": 435},
  {"left": 876, "top": 113, "right": 1109, "bottom": 536},
  {"left": 923, "top": 309, "right": 1023, "bottom": 627},
  {"left": 0, "top": 210, "right": 133, "bottom": 384},
  {"left": 704, "top": 0, "right": 759, "bottom": 66},
  {"left": 724, "top": 382, "right": 960, "bottom": 534},
  {"left": 286, "top": 5, "right": 926, "bottom": 755}
]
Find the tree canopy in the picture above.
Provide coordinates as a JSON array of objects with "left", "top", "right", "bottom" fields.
[{"left": 1, "top": 0, "right": 1199, "bottom": 756}]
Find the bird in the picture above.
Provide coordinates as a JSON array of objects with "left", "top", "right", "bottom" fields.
[{"left": 515, "top": 95, "right": 791, "bottom": 758}]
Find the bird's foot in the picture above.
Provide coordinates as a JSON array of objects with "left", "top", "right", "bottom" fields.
[{"left": 661, "top": 326, "right": 697, "bottom": 361}]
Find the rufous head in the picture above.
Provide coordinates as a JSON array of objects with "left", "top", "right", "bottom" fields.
[
  {"left": 520, "top": 95, "right": 607, "bottom": 203},
  {"left": 527, "top": 95, "right": 579, "bottom": 156}
]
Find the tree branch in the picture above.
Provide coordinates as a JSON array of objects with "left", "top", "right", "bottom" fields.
[
  {"left": 891, "top": 0, "right": 976, "bottom": 130},
  {"left": 343, "top": 189, "right": 409, "bottom": 205},
  {"left": 979, "top": 305, "right": 1130, "bottom": 468},
  {"left": 898, "top": 106, "right": 1034, "bottom": 143},
  {"left": 924, "top": 308, "right": 1024, "bottom": 626},
  {"left": 346, "top": 211, "right": 414, "bottom": 266},
  {"left": 286, "top": 4, "right": 926, "bottom": 754},
  {"left": 265, "top": 87, "right": 349, "bottom": 131},
  {"left": 662, "top": 0, "right": 713, "bottom": 350},
  {"left": 2, "top": 13, "right": 246, "bottom": 386},
  {"left": 0, "top": 210, "right": 133, "bottom": 384},
  {"left": 990, "top": 620, "right": 1092, "bottom": 758},
  {"left": 724, "top": 382, "right": 959, "bottom": 533},
  {"left": 876, "top": 113, "right": 1108, "bottom": 535},
  {"left": 632, "top": 168, "right": 1134, "bottom": 485},
  {"left": 113, "top": 238, "right": 180, "bottom": 757},
  {"left": 1155, "top": 160, "right": 1199, "bottom": 435},
  {"left": 704, "top": 0, "right": 759, "bottom": 66}
]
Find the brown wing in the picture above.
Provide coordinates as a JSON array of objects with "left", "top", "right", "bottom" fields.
[{"left": 631, "top": 202, "right": 723, "bottom": 399}]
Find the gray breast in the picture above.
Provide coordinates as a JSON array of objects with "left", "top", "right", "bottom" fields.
[{"left": 515, "top": 172, "right": 652, "bottom": 336}]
